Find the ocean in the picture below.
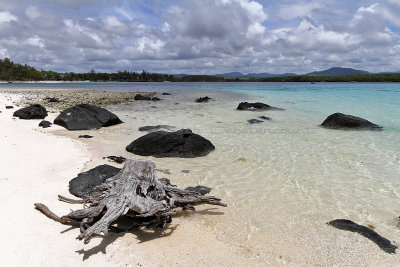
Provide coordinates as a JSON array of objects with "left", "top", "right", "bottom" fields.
[{"left": 3, "top": 81, "right": 400, "bottom": 263}]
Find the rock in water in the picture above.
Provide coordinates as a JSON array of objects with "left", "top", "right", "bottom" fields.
[
  {"left": 126, "top": 129, "right": 215, "bottom": 158},
  {"left": 321, "top": 113, "right": 381, "bottom": 130},
  {"left": 185, "top": 185, "right": 211, "bottom": 195},
  {"left": 39, "top": 120, "right": 52, "bottom": 128},
  {"left": 328, "top": 219, "right": 397, "bottom": 254},
  {"left": 248, "top": 119, "right": 263, "bottom": 124},
  {"left": 138, "top": 125, "right": 175, "bottom": 132},
  {"left": 69, "top": 164, "right": 121, "bottom": 198},
  {"left": 13, "top": 104, "right": 48, "bottom": 119},
  {"left": 196, "top": 96, "right": 212, "bottom": 103},
  {"left": 134, "top": 94, "right": 151, "bottom": 100},
  {"left": 54, "top": 104, "right": 123, "bottom": 131},
  {"left": 237, "top": 102, "right": 284, "bottom": 111}
]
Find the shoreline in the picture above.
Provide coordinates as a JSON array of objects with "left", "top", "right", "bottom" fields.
[{"left": 2, "top": 86, "right": 400, "bottom": 266}]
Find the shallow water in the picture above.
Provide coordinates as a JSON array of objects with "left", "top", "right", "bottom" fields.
[{"left": 5, "top": 82, "right": 400, "bottom": 263}]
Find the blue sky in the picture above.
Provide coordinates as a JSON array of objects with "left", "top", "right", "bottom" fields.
[{"left": 0, "top": 0, "right": 399, "bottom": 74}]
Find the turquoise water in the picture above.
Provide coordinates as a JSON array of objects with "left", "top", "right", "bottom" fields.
[{"left": 4, "top": 82, "right": 400, "bottom": 262}]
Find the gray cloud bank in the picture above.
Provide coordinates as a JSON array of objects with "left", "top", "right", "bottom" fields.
[{"left": 0, "top": 0, "right": 399, "bottom": 74}]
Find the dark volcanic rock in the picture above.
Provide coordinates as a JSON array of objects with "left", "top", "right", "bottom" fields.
[
  {"left": 248, "top": 119, "right": 263, "bottom": 124},
  {"left": 237, "top": 102, "right": 284, "bottom": 111},
  {"left": 5, "top": 105, "right": 14, "bottom": 109},
  {"left": 103, "top": 155, "right": 126, "bottom": 164},
  {"left": 196, "top": 96, "right": 212, "bottom": 103},
  {"left": 321, "top": 113, "right": 381, "bottom": 130},
  {"left": 39, "top": 120, "right": 52, "bottom": 128},
  {"left": 162, "top": 92, "right": 171, "bottom": 95},
  {"left": 134, "top": 94, "right": 151, "bottom": 100},
  {"left": 152, "top": 97, "right": 161, "bottom": 101},
  {"left": 184, "top": 185, "right": 211, "bottom": 195},
  {"left": 328, "top": 219, "right": 397, "bottom": 254},
  {"left": 126, "top": 129, "right": 215, "bottom": 158},
  {"left": 79, "top": 135, "right": 93, "bottom": 138},
  {"left": 138, "top": 125, "right": 175, "bottom": 132},
  {"left": 44, "top": 97, "right": 61, "bottom": 103},
  {"left": 69, "top": 164, "right": 121, "bottom": 198},
  {"left": 13, "top": 104, "right": 48, "bottom": 119},
  {"left": 54, "top": 104, "right": 123, "bottom": 131},
  {"left": 259, "top": 116, "right": 271, "bottom": 120}
]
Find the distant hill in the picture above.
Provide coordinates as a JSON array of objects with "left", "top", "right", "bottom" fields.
[
  {"left": 215, "top": 72, "right": 297, "bottom": 78},
  {"left": 306, "top": 67, "right": 369, "bottom": 76}
]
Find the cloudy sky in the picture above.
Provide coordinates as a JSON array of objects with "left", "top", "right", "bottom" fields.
[{"left": 0, "top": 0, "right": 399, "bottom": 74}]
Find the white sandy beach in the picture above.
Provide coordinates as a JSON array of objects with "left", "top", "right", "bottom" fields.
[{"left": 1, "top": 90, "right": 400, "bottom": 266}]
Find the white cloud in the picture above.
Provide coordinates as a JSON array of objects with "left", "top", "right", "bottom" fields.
[
  {"left": 278, "top": 2, "right": 321, "bottom": 20},
  {"left": 0, "top": 11, "right": 17, "bottom": 23}
]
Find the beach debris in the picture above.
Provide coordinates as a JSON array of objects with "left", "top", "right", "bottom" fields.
[
  {"left": 35, "top": 158, "right": 226, "bottom": 243},
  {"left": 259, "top": 116, "right": 271, "bottom": 120},
  {"left": 321, "top": 113, "right": 382, "bottom": 130},
  {"left": 54, "top": 104, "right": 123, "bottom": 130},
  {"left": 126, "top": 129, "right": 215, "bottom": 158},
  {"left": 5, "top": 105, "right": 14, "bottom": 109},
  {"left": 69, "top": 164, "right": 121, "bottom": 198},
  {"left": 44, "top": 97, "right": 61, "bottom": 103},
  {"left": 79, "top": 135, "right": 93, "bottom": 138},
  {"left": 39, "top": 120, "right": 52, "bottom": 128},
  {"left": 13, "top": 104, "right": 48, "bottom": 119},
  {"left": 184, "top": 185, "right": 211, "bottom": 195},
  {"left": 248, "top": 119, "right": 263, "bottom": 124},
  {"left": 104, "top": 155, "right": 126, "bottom": 164},
  {"left": 237, "top": 102, "right": 284, "bottom": 111},
  {"left": 327, "top": 219, "right": 397, "bottom": 254},
  {"left": 138, "top": 125, "right": 175, "bottom": 132},
  {"left": 195, "top": 96, "right": 212, "bottom": 103}
]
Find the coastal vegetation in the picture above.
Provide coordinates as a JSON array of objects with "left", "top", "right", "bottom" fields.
[{"left": 1, "top": 57, "right": 400, "bottom": 82}]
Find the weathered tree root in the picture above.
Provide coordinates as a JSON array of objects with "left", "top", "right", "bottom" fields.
[{"left": 35, "top": 158, "right": 226, "bottom": 243}]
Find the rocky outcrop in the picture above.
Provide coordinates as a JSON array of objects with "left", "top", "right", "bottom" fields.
[
  {"left": 321, "top": 113, "right": 381, "bottom": 130},
  {"left": 237, "top": 102, "right": 284, "bottom": 111},
  {"left": 126, "top": 129, "right": 215, "bottom": 158},
  {"left": 54, "top": 104, "right": 123, "bottom": 131},
  {"left": 69, "top": 164, "right": 121, "bottom": 198},
  {"left": 13, "top": 104, "right": 48, "bottom": 119}
]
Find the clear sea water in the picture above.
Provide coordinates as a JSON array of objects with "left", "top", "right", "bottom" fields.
[{"left": 3, "top": 81, "right": 400, "bottom": 263}]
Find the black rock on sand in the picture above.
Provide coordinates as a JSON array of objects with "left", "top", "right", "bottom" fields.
[
  {"left": 196, "top": 96, "right": 212, "bottom": 103},
  {"left": 185, "top": 185, "right": 212, "bottom": 195},
  {"left": 328, "top": 219, "right": 397, "bottom": 254},
  {"left": 248, "top": 119, "right": 263, "bottom": 124},
  {"left": 237, "top": 102, "right": 284, "bottom": 111},
  {"left": 126, "top": 129, "right": 215, "bottom": 158},
  {"left": 39, "top": 120, "right": 52, "bottom": 128},
  {"left": 321, "top": 113, "right": 382, "bottom": 130},
  {"left": 69, "top": 164, "right": 121, "bottom": 198},
  {"left": 54, "top": 104, "right": 123, "bottom": 131},
  {"left": 13, "top": 104, "right": 48, "bottom": 119}
]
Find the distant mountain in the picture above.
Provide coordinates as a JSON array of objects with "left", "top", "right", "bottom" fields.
[
  {"left": 215, "top": 72, "right": 297, "bottom": 78},
  {"left": 306, "top": 67, "right": 369, "bottom": 76}
]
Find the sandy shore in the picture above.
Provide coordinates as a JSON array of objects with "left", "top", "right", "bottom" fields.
[{"left": 0, "top": 92, "right": 264, "bottom": 266}]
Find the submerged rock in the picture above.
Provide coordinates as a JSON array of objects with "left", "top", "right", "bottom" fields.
[
  {"left": 126, "top": 129, "right": 215, "bottom": 158},
  {"left": 138, "top": 125, "right": 175, "bottom": 132},
  {"left": 39, "top": 120, "right": 52, "bottom": 128},
  {"left": 13, "top": 104, "right": 48, "bottom": 119},
  {"left": 103, "top": 155, "right": 126, "bottom": 164},
  {"left": 54, "top": 104, "right": 123, "bottom": 131},
  {"left": 321, "top": 113, "right": 381, "bottom": 130},
  {"left": 185, "top": 185, "right": 211, "bottom": 195},
  {"left": 69, "top": 164, "right": 121, "bottom": 198},
  {"left": 327, "top": 219, "right": 397, "bottom": 254},
  {"left": 237, "top": 102, "right": 284, "bottom": 111},
  {"left": 196, "top": 96, "right": 212, "bottom": 103},
  {"left": 78, "top": 135, "right": 93, "bottom": 139},
  {"left": 248, "top": 119, "right": 263, "bottom": 124}
]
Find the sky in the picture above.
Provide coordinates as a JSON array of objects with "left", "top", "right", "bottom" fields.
[{"left": 0, "top": 0, "right": 399, "bottom": 74}]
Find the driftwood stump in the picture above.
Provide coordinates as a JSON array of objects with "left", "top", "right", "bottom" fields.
[{"left": 35, "top": 158, "right": 226, "bottom": 243}]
